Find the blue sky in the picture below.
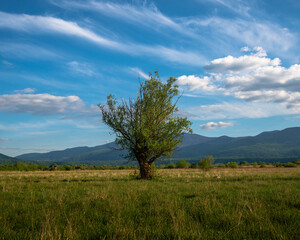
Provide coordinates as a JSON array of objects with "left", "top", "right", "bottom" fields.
[{"left": 1, "top": 0, "right": 300, "bottom": 157}]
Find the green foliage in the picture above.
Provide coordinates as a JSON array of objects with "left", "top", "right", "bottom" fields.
[
  {"left": 99, "top": 71, "right": 192, "bottom": 179},
  {"left": 226, "top": 162, "right": 238, "bottom": 168},
  {"left": 190, "top": 163, "right": 198, "bottom": 168},
  {"left": 284, "top": 162, "right": 297, "bottom": 168},
  {"left": 167, "top": 163, "right": 176, "bottom": 169},
  {"left": 260, "top": 163, "right": 266, "bottom": 168},
  {"left": 252, "top": 162, "right": 258, "bottom": 167},
  {"left": 239, "top": 161, "right": 248, "bottom": 166},
  {"left": 199, "top": 155, "right": 214, "bottom": 169},
  {"left": 176, "top": 160, "right": 189, "bottom": 168},
  {"left": 217, "top": 163, "right": 226, "bottom": 168}
]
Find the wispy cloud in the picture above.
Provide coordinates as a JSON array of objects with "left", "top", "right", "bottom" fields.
[
  {"left": 0, "top": 138, "right": 9, "bottom": 143},
  {"left": 1, "top": 60, "right": 13, "bottom": 67},
  {"left": 0, "top": 42, "right": 59, "bottom": 60},
  {"left": 0, "top": 11, "right": 206, "bottom": 66},
  {"left": 128, "top": 67, "right": 149, "bottom": 79},
  {"left": 68, "top": 61, "right": 96, "bottom": 76},
  {"left": 185, "top": 17, "right": 295, "bottom": 55},
  {"left": 25, "top": 130, "right": 63, "bottom": 135},
  {"left": 200, "top": 121, "right": 234, "bottom": 130},
  {"left": 14, "top": 88, "right": 36, "bottom": 94},
  {"left": 49, "top": 0, "right": 197, "bottom": 38},
  {"left": 186, "top": 101, "right": 299, "bottom": 120}
]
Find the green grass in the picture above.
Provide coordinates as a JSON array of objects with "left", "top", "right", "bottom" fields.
[{"left": 0, "top": 168, "right": 299, "bottom": 239}]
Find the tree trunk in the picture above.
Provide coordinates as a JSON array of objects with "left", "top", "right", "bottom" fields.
[{"left": 139, "top": 161, "right": 152, "bottom": 180}]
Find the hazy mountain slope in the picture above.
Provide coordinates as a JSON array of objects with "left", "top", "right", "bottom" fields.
[
  {"left": 16, "top": 127, "right": 300, "bottom": 164},
  {"left": 0, "top": 153, "right": 19, "bottom": 164}
]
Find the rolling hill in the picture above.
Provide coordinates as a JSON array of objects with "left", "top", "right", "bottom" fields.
[
  {"left": 16, "top": 127, "right": 300, "bottom": 165},
  {"left": 0, "top": 153, "right": 19, "bottom": 165}
]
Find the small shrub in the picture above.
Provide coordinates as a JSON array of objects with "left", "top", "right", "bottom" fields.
[
  {"left": 199, "top": 156, "right": 214, "bottom": 170},
  {"left": 167, "top": 163, "right": 176, "bottom": 169},
  {"left": 239, "top": 161, "right": 248, "bottom": 166},
  {"left": 252, "top": 162, "right": 258, "bottom": 167},
  {"left": 226, "top": 162, "right": 238, "bottom": 168},
  {"left": 158, "top": 164, "right": 166, "bottom": 169},
  {"left": 217, "top": 163, "right": 226, "bottom": 168},
  {"left": 260, "top": 163, "right": 266, "bottom": 168},
  {"left": 190, "top": 163, "right": 198, "bottom": 168},
  {"left": 273, "top": 162, "right": 282, "bottom": 167},
  {"left": 284, "top": 162, "right": 297, "bottom": 168},
  {"left": 63, "top": 165, "right": 72, "bottom": 171},
  {"left": 176, "top": 160, "right": 189, "bottom": 168}
]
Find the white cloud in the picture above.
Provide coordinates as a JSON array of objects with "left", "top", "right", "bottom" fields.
[
  {"left": 68, "top": 61, "right": 95, "bottom": 76},
  {"left": 187, "top": 101, "right": 299, "bottom": 120},
  {"left": 0, "top": 11, "right": 119, "bottom": 48},
  {"left": 211, "top": 0, "right": 250, "bottom": 16},
  {"left": 14, "top": 88, "right": 36, "bottom": 94},
  {"left": 1, "top": 60, "right": 13, "bottom": 66},
  {"left": 0, "top": 92, "right": 94, "bottom": 115},
  {"left": 205, "top": 47, "right": 280, "bottom": 72},
  {"left": 185, "top": 17, "right": 295, "bottom": 55},
  {"left": 128, "top": 67, "right": 149, "bottom": 79},
  {"left": 0, "top": 11, "right": 206, "bottom": 66},
  {"left": 180, "top": 47, "right": 300, "bottom": 114},
  {"left": 49, "top": 0, "right": 196, "bottom": 38},
  {"left": 200, "top": 121, "right": 233, "bottom": 130},
  {"left": 25, "top": 130, "right": 63, "bottom": 135},
  {"left": 177, "top": 75, "right": 222, "bottom": 92},
  {"left": 0, "top": 121, "right": 57, "bottom": 131}
]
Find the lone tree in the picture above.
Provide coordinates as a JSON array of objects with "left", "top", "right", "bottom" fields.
[{"left": 99, "top": 71, "right": 192, "bottom": 179}]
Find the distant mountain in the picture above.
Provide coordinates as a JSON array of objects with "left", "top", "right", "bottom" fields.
[
  {"left": 0, "top": 153, "right": 19, "bottom": 164},
  {"left": 16, "top": 127, "right": 300, "bottom": 165}
]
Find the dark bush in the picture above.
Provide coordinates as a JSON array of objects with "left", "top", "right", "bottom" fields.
[
  {"left": 176, "top": 160, "right": 189, "bottom": 168},
  {"left": 167, "top": 163, "right": 176, "bottom": 169},
  {"left": 190, "top": 163, "right": 198, "bottom": 168},
  {"left": 226, "top": 162, "right": 238, "bottom": 168}
]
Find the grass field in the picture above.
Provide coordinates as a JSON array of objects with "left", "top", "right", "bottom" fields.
[{"left": 0, "top": 167, "right": 299, "bottom": 239}]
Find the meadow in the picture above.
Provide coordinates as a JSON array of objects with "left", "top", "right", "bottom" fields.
[{"left": 0, "top": 167, "right": 299, "bottom": 239}]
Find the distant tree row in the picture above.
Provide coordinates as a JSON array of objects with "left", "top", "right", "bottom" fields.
[{"left": 0, "top": 159, "right": 299, "bottom": 171}]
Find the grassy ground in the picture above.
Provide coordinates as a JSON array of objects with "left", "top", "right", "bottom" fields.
[{"left": 0, "top": 167, "right": 299, "bottom": 239}]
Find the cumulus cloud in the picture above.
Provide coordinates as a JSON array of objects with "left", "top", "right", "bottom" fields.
[
  {"left": 180, "top": 47, "right": 300, "bottom": 113},
  {"left": 177, "top": 75, "right": 223, "bottom": 92},
  {"left": 205, "top": 48, "right": 279, "bottom": 72},
  {"left": 200, "top": 121, "right": 233, "bottom": 130},
  {"left": 0, "top": 92, "right": 95, "bottom": 115}
]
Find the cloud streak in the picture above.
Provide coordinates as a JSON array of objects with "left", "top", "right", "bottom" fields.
[
  {"left": 0, "top": 11, "right": 206, "bottom": 66},
  {"left": 0, "top": 138, "right": 9, "bottom": 143},
  {"left": 0, "top": 92, "right": 96, "bottom": 115},
  {"left": 200, "top": 121, "right": 233, "bottom": 130}
]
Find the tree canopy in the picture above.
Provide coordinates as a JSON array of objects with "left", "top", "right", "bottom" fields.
[{"left": 99, "top": 71, "right": 192, "bottom": 179}]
